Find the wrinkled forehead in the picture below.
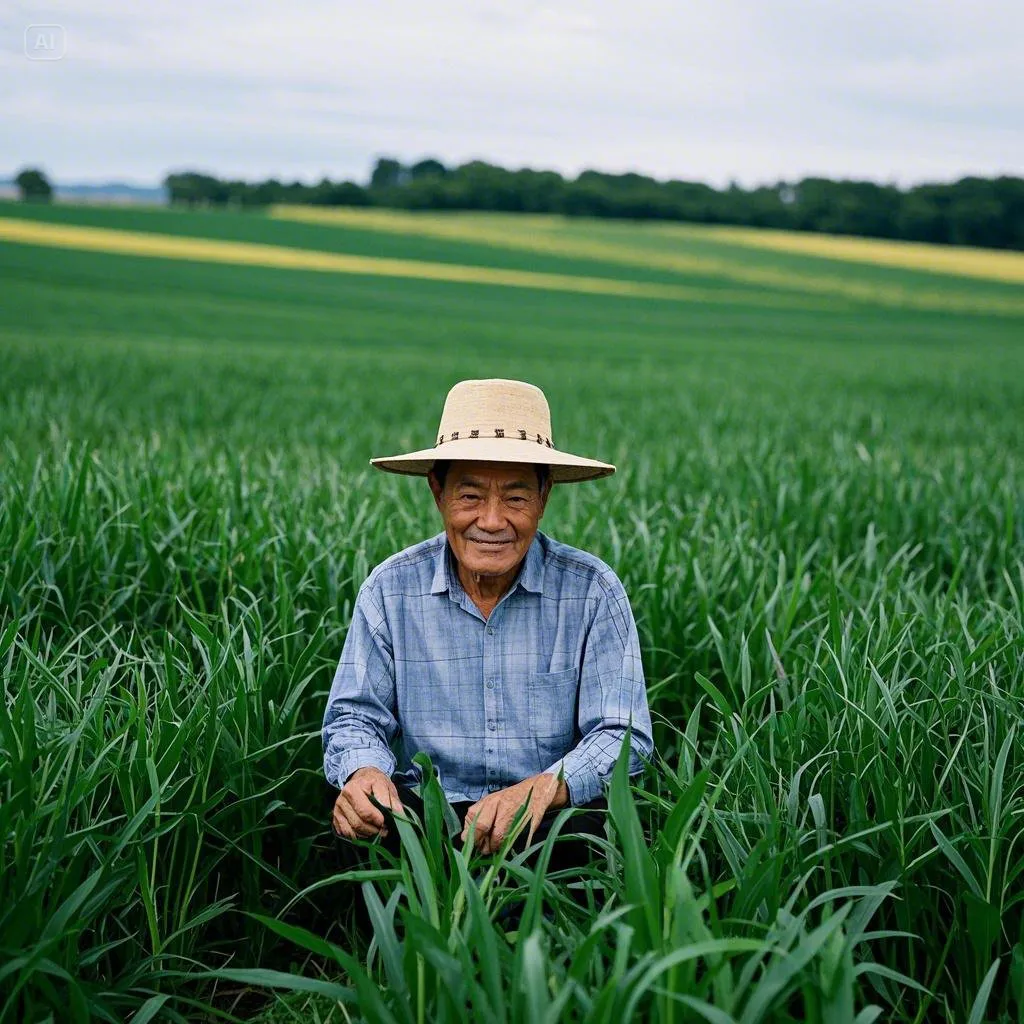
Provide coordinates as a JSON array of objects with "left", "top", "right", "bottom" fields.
[{"left": 445, "top": 460, "right": 543, "bottom": 489}]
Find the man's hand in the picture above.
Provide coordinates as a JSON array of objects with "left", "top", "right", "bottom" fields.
[
  {"left": 332, "top": 766, "right": 405, "bottom": 840},
  {"left": 460, "top": 772, "right": 569, "bottom": 855}
]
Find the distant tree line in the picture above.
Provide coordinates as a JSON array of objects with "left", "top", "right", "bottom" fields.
[{"left": 166, "top": 160, "right": 1024, "bottom": 251}]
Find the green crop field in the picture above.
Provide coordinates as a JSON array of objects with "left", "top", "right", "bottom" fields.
[{"left": 1, "top": 199, "right": 1022, "bottom": 1023}]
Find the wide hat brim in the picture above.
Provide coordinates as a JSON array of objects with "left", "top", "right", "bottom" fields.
[{"left": 370, "top": 437, "right": 614, "bottom": 483}]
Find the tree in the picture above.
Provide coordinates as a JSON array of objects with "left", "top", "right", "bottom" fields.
[
  {"left": 310, "top": 180, "right": 371, "bottom": 207},
  {"left": 164, "top": 171, "right": 224, "bottom": 207},
  {"left": 15, "top": 167, "right": 53, "bottom": 202},
  {"left": 897, "top": 190, "right": 947, "bottom": 244},
  {"left": 409, "top": 158, "right": 447, "bottom": 180},
  {"left": 369, "top": 158, "right": 407, "bottom": 189}
]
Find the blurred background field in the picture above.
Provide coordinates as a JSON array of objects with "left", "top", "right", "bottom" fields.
[{"left": 1, "top": 200, "right": 1023, "bottom": 1021}]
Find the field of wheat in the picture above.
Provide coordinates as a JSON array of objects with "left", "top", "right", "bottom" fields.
[{"left": 1, "top": 199, "right": 1022, "bottom": 1022}]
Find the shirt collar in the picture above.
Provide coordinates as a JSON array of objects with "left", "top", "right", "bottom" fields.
[
  {"left": 429, "top": 531, "right": 546, "bottom": 596},
  {"left": 517, "top": 533, "right": 546, "bottom": 594},
  {"left": 429, "top": 536, "right": 452, "bottom": 595}
]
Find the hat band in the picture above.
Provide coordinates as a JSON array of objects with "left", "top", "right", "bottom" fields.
[{"left": 436, "top": 427, "right": 554, "bottom": 449}]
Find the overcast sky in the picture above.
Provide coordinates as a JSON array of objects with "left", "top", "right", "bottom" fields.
[{"left": 3, "top": 0, "right": 1022, "bottom": 188}]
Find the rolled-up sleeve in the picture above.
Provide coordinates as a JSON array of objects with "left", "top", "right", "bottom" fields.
[
  {"left": 544, "top": 573, "right": 654, "bottom": 806},
  {"left": 322, "top": 578, "right": 399, "bottom": 789}
]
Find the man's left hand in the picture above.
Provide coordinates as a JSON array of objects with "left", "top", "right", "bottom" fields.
[{"left": 460, "top": 772, "right": 569, "bottom": 855}]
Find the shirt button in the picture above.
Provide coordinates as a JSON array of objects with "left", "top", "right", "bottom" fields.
[
  {"left": 486, "top": 680, "right": 494, "bottom": 689},
  {"left": 487, "top": 748, "right": 494, "bottom": 754},
  {"left": 487, "top": 721, "right": 496, "bottom": 731},
  {"left": 487, "top": 627, "right": 495, "bottom": 635}
]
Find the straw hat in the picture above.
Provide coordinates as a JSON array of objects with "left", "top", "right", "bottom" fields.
[{"left": 370, "top": 378, "right": 615, "bottom": 483}]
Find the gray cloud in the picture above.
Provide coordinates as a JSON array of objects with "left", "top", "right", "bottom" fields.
[{"left": 3, "top": 0, "right": 1022, "bottom": 186}]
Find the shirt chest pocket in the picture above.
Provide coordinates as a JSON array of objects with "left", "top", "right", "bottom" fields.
[{"left": 527, "top": 667, "right": 579, "bottom": 745}]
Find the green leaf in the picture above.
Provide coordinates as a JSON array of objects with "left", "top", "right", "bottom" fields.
[{"left": 967, "top": 958, "right": 1001, "bottom": 1024}]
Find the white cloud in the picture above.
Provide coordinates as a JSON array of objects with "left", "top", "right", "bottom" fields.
[{"left": 2, "top": 0, "right": 1021, "bottom": 185}]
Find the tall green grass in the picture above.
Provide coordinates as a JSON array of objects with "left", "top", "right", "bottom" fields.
[{"left": 1, "top": 208, "right": 1023, "bottom": 1021}]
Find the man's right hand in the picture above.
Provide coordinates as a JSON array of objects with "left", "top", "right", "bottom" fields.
[{"left": 332, "top": 766, "right": 405, "bottom": 840}]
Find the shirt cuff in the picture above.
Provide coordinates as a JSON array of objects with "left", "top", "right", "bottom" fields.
[
  {"left": 326, "top": 747, "right": 396, "bottom": 789},
  {"left": 544, "top": 747, "right": 646, "bottom": 807},
  {"left": 543, "top": 752, "right": 604, "bottom": 807}
]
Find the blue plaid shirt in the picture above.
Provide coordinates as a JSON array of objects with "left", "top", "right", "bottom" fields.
[{"left": 322, "top": 530, "right": 653, "bottom": 806}]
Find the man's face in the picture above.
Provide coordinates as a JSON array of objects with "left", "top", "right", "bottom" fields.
[{"left": 428, "top": 460, "right": 551, "bottom": 578}]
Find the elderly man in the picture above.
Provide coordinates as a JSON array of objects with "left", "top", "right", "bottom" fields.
[{"left": 323, "top": 378, "right": 653, "bottom": 864}]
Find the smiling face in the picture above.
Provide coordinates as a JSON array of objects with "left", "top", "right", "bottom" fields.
[{"left": 427, "top": 460, "right": 551, "bottom": 581}]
